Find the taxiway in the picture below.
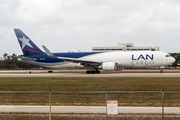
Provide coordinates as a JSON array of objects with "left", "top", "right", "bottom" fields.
[
  {"left": 0, "top": 105, "right": 180, "bottom": 114},
  {"left": 0, "top": 72, "right": 180, "bottom": 77}
]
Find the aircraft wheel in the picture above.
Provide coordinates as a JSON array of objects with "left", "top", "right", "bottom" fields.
[
  {"left": 96, "top": 70, "right": 100, "bottom": 74},
  {"left": 91, "top": 70, "right": 95, "bottom": 74},
  {"left": 160, "top": 70, "right": 163, "bottom": 73},
  {"left": 86, "top": 70, "right": 90, "bottom": 74}
]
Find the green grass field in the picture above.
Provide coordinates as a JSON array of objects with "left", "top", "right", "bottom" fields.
[
  {"left": 0, "top": 113, "right": 180, "bottom": 120},
  {"left": 0, "top": 77, "right": 180, "bottom": 106}
]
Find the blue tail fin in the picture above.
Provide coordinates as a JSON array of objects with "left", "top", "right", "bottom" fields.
[{"left": 14, "top": 29, "right": 43, "bottom": 57}]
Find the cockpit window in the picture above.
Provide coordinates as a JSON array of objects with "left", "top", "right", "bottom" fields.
[{"left": 165, "top": 55, "right": 171, "bottom": 57}]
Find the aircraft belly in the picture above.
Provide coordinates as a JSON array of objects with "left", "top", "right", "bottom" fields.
[
  {"left": 20, "top": 60, "right": 84, "bottom": 69},
  {"left": 42, "top": 63, "right": 84, "bottom": 69}
]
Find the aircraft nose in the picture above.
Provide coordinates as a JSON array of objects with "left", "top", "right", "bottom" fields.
[{"left": 171, "top": 57, "right": 176, "bottom": 63}]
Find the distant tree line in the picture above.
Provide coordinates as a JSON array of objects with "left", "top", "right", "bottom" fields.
[{"left": 0, "top": 53, "right": 43, "bottom": 70}]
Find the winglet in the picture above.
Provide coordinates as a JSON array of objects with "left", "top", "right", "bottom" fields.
[{"left": 42, "top": 45, "right": 58, "bottom": 59}]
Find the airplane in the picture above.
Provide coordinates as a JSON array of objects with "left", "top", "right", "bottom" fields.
[{"left": 14, "top": 29, "right": 175, "bottom": 74}]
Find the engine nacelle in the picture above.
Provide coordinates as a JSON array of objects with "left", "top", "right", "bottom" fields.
[{"left": 102, "top": 62, "right": 117, "bottom": 71}]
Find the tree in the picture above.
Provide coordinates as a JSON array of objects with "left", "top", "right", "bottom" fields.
[
  {"left": 170, "top": 53, "right": 180, "bottom": 68},
  {"left": 3, "top": 53, "right": 8, "bottom": 60}
]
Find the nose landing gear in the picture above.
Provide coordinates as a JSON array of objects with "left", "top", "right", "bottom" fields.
[{"left": 160, "top": 66, "right": 164, "bottom": 73}]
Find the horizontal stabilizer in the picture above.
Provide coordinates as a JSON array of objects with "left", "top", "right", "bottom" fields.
[{"left": 12, "top": 56, "right": 37, "bottom": 61}]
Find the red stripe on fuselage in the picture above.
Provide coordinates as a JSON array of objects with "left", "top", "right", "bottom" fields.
[{"left": 23, "top": 49, "right": 42, "bottom": 53}]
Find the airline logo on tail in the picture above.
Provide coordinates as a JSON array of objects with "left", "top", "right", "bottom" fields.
[
  {"left": 18, "top": 36, "right": 33, "bottom": 49},
  {"left": 14, "top": 29, "right": 43, "bottom": 56},
  {"left": 18, "top": 36, "right": 42, "bottom": 53}
]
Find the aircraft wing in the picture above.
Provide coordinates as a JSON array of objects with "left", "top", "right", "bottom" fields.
[
  {"left": 42, "top": 45, "right": 102, "bottom": 66},
  {"left": 12, "top": 56, "right": 37, "bottom": 61}
]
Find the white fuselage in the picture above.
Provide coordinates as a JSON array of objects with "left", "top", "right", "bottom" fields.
[
  {"left": 80, "top": 51, "right": 174, "bottom": 68},
  {"left": 21, "top": 51, "right": 175, "bottom": 70}
]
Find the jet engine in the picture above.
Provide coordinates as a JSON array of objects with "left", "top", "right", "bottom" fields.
[{"left": 102, "top": 62, "right": 117, "bottom": 71}]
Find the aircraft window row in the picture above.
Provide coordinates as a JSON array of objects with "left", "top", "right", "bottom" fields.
[
  {"left": 93, "top": 49, "right": 153, "bottom": 51},
  {"left": 94, "top": 49, "right": 123, "bottom": 51},
  {"left": 127, "top": 49, "right": 150, "bottom": 51}
]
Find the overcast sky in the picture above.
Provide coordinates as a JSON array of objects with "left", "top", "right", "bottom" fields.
[{"left": 1, "top": 0, "right": 180, "bottom": 57}]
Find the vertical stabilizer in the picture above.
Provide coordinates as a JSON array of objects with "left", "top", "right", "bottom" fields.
[{"left": 14, "top": 29, "right": 43, "bottom": 56}]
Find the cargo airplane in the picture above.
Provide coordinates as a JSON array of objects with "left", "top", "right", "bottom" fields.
[{"left": 14, "top": 29, "right": 175, "bottom": 74}]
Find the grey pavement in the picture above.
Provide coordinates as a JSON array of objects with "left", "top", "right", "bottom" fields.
[
  {"left": 0, "top": 73, "right": 180, "bottom": 77},
  {"left": 0, "top": 106, "right": 180, "bottom": 114}
]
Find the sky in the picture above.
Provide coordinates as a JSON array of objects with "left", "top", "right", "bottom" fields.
[{"left": 1, "top": 0, "right": 180, "bottom": 57}]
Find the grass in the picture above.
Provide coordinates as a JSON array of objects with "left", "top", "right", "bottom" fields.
[
  {"left": 0, "top": 77, "right": 180, "bottom": 106},
  {"left": 0, "top": 113, "right": 180, "bottom": 120}
]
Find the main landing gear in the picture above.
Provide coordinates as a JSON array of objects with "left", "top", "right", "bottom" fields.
[
  {"left": 160, "top": 69, "right": 163, "bottom": 73},
  {"left": 86, "top": 69, "right": 100, "bottom": 74},
  {"left": 160, "top": 67, "right": 164, "bottom": 73}
]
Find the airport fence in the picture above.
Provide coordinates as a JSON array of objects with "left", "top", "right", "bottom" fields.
[{"left": 0, "top": 88, "right": 180, "bottom": 120}]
